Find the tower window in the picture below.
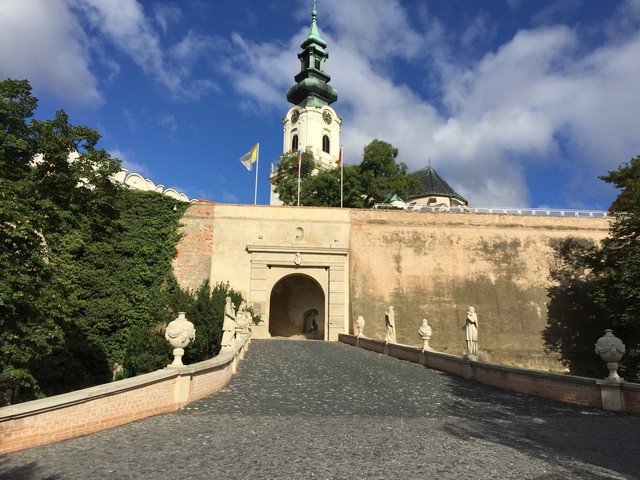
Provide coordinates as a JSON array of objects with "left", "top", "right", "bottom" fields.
[
  {"left": 322, "top": 135, "right": 330, "bottom": 153},
  {"left": 292, "top": 135, "right": 299, "bottom": 152}
]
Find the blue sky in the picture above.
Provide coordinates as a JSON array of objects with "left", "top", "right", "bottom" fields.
[{"left": 1, "top": 0, "right": 639, "bottom": 210}]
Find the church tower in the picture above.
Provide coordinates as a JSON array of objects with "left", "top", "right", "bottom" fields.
[{"left": 270, "top": 4, "right": 341, "bottom": 205}]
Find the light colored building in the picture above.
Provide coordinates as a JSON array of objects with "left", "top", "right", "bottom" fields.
[{"left": 270, "top": 7, "right": 341, "bottom": 205}]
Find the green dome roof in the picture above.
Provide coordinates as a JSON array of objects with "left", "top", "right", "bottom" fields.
[
  {"left": 286, "top": 6, "right": 338, "bottom": 107},
  {"left": 409, "top": 165, "right": 467, "bottom": 204}
]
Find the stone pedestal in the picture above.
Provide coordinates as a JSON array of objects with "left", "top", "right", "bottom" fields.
[
  {"left": 597, "top": 380, "right": 625, "bottom": 412},
  {"left": 462, "top": 359, "right": 475, "bottom": 380}
]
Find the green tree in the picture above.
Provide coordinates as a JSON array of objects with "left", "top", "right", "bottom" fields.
[
  {"left": 0, "top": 78, "right": 121, "bottom": 400},
  {"left": 122, "top": 279, "right": 257, "bottom": 377},
  {"left": 359, "top": 139, "right": 420, "bottom": 205},
  {"left": 544, "top": 155, "right": 640, "bottom": 381},
  {"left": 271, "top": 140, "right": 419, "bottom": 208},
  {"left": 584, "top": 155, "right": 640, "bottom": 380},
  {"left": 272, "top": 150, "right": 315, "bottom": 205},
  {"left": 301, "top": 164, "right": 368, "bottom": 208}
]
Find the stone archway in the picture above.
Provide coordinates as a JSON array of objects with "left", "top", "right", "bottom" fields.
[
  {"left": 268, "top": 274, "right": 325, "bottom": 338},
  {"left": 245, "top": 244, "right": 349, "bottom": 341}
]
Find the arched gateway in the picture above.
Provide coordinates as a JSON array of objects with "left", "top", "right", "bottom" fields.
[
  {"left": 245, "top": 243, "right": 349, "bottom": 341},
  {"left": 269, "top": 274, "right": 324, "bottom": 338}
]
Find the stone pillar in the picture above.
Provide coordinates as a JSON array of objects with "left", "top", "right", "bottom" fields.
[{"left": 328, "top": 263, "right": 347, "bottom": 341}]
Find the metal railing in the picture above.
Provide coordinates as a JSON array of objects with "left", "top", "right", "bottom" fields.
[{"left": 373, "top": 203, "right": 612, "bottom": 217}]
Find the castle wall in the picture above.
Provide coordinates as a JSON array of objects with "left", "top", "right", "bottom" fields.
[
  {"left": 173, "top": 205, "right": 610, "bottom": 369},
  {"left": 348, "top": 210, "right": 609, "bottom": 369}
]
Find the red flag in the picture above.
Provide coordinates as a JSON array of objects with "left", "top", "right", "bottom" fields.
[
  {"left": 295, "top": 149, "right": 301, "bottom": 173},
  {"left": 336, "top": 145, "right": 343, "bottom": 165}
]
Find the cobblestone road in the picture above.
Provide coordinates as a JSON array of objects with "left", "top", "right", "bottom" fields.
[{"left": 1, "top": 339, "right": 639, "bottom": 479}]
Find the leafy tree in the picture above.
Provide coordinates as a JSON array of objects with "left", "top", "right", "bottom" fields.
[
  {"left": 544, "top": 155, "right": 640, "bottom": 381},
  {"left": 122, "top": 280, "right": 257, "bottom": 377},
  {"left": 271, "top": 140, "right": 420, "bottom": 207},
  {"left": 583, "top": 155, "right": 640, "bottom": 380},
  {"left": 272, "top": 150, "right": 315, "bottom": 205},
  {"left": 1, "top": 78, "right": 257, "bottom": 403},
  {"left": 301, "top": 164, "right": 369, "bottom": 208},
  {"left": 1, "top": 78, "right": 121, "bottom": 400},
  {"left": 359, "top": 139, "right": 420, "bottom": 205}
]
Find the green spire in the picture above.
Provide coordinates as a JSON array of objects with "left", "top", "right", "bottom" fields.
[
  {"left": 302, "top": 6, "right": 327, "bottom": 52},
  {"left": 286, "top": 3, "right": 338, "bottom": 107}
]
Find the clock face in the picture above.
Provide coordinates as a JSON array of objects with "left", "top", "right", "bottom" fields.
[
  {"left": 323, "top": 110, "right": 332, "bottom": 125},
  {"left": 291, "top": 110, "right": 300, "bottom": 124}
]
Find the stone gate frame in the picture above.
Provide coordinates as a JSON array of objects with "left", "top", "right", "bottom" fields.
[{"left": 245, "top": 244, "right": 349, "bottom": 341}]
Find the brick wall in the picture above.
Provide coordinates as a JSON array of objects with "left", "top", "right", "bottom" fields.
[
  {"left": 0, "top": 336, "right": 249, "bottom": 455},
  {"left": 1, "top": 378, "right": 178, "bottom": 452},
  {"left": 623, "top": 384, "right": 640, "bottom": 414},
  {"left": 471, "top": 363, "right": 602, "bottom": 407}
]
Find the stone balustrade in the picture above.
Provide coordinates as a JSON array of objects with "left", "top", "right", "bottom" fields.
[
  {"left": 0, "top": 333, "right": 251, "bottom": 455},
  {"left": 339, "top": 334, "right": 640, "bottom": 415}
]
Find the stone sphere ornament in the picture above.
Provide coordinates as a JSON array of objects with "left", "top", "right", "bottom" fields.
[
  {"left": 165, "top": 312, "right": 196, "bottom": 367},
  {"left": 595, "top": 329, "right": 626, "bottom": 382}
]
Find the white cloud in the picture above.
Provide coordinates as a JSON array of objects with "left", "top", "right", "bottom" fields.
[
  {"left": 123, "top": 110, "right": 138, "bottom": 132},
  {"left": 110, "top": 148, "right": 151, "bottom": 178},
  {"left": 70, "top": 0, "right": 219, "bottom": 101},
  {"left": 0, "top": 0, "right": 219, "bottom": 106},
  {"left": 220, "top": 32, "right": 297, "bottom": 112},
  {"left": 71, "top": 0, "right": 180, "bottom": 93},
  {"left": 321, "top": 0, "right": 426, "bottom": 62},
  {"left": 0, "top": 0, "right": 101, "bottom": 106},
  {"left": 154, "top": 4, "right": 182, "bottom": 35},
  {"left": 225, "top": 1, "right": 640, "bottom": 208},
  {"left": 160, "top": 114, "right": 178, "bottom": 133}
]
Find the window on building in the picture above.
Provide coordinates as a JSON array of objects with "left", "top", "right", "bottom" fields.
[
  {"left": 292, "top": 135, "right": 299, "bottom": 152},
  {"left": 322, "top": 135, "right": 330, "bottom": 153}
]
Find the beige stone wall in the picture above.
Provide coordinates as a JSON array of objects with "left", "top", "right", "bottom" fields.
[
  {"left": 174, "top": 204, "right": 351, "bottom": 340},
  {"left": 348, "top": 210, "right": 609, "bottom": 368},
  {"left": 173, "top": 204, "right": 610, "bottom": 369}
]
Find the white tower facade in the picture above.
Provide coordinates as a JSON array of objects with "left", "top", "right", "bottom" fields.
[
  {"left": 270, "top": 7, "right": 341, "bottom": 205},
  {"left": 282, "top": 104, "right": 341, "bottom": 170}
]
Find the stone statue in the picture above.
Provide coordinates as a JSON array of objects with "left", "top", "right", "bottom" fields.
[
  {"left": 418, "top": 318, "right": 432, "bottom": 351},
  {"left": 165, "top": 312, "right": 196, "bottom": 367},
  {"left": 384, "top": 306, "right": 396, "bottom": 343},
  {"left": 463, "top": 306, "right": 478, "bottom": 357},
  {"left": 235, "top": 300, "right": 247, "bottom": 333},
  {"left": 242, "top": 310, "right": 252, "bottom": 333},
  {"left": 221, "top": 296, "right": 236, "bottom": 349},
  {"left": 355, "top": 315, "right": 365, "bottom": 338},
  {"left": 309, "top": 312, "right": 319, "bottom": 333}
]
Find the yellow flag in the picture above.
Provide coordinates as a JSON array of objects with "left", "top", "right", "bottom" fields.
[{"left": 240, "top": 143, "right": 259, "bottom": 171}]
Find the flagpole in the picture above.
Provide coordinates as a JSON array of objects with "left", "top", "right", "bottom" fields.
[
  {"left": 340, "top": 145, "right": 344, "bottom": 208},
  {"left": 297, "top": 149, "right": 301, "bottom": 207},
  {"left": 253, "top": 143, "right": 259, "bottom": 205}
]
